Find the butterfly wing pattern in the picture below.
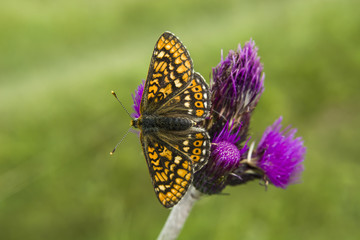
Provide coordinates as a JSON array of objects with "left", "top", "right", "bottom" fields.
[{"left": 133, "top": 32, "right": 211, "bottom": 208}]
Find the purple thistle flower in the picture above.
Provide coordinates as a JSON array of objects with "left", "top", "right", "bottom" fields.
[
  {"left": 193, "top": 122, "right": 248, "bottom": 194},
  {"left": 131, "top": 80, "right": 145, "bottom": 119},
  {"left": 210, "top": 40, "right": 265, "bottom": 138},
  {"left": 256, "top": 117, "right": 306, "bottom": 189}
]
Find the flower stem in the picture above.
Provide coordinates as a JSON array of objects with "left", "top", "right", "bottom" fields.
[{"left": 157, "top": 185, "right": 202, "bottom": 240}]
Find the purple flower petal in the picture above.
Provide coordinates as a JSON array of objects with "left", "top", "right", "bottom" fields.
[
  {"left": 256, "top": 117, "right": 306, "bottom": 188},
  {"left": 131, "top": 80, "right": 145, "bottom": 119},
  {"left": 211, "top": 40, "right": 265, "bottom": 127}
]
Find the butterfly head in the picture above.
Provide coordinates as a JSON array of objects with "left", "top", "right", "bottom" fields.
[{"left": 131, "top": 118, "right": 140, "bottom": 129}]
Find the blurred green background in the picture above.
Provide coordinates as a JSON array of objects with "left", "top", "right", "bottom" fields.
[{"left": 1, "top": 0, "right": 359, "bottom": 239}]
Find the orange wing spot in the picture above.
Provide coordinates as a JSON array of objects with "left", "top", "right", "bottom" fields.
[
  {"left": 150, "top": 78, "right": 160, "bottom": 84},
  {"left": 191, "top": 86, "right": 202, "bottom": 92},
  {"left": 149, "top": 85, "right": 158, "bottom": 94},
  {"left": 164, "top": 169, "right": 169, "bottom": 175},
  {"left": 161, "top": 171, "right": 168, "bottom": 181},
  {"left": 166, "top": 192, "right": 174, "bottom": 198},
  {"left": 171, "top": 196, "right": 177, "bottom": 201},
  {"left": 182, "top": 161, "right": 189, "bottom": 169},
  {"left": 174, "top": 184, "right": 181, "bottom": 190},
  {"left": 170, "top": 72, "right": 175, "bottom": 80},
  {"left": 165, "top": 161, "right": 170, "bottom": 168},
  {"left": 170, "top": 164, "right": 176, "bottom": 172},
  {"left": 154, "top": 61, "right": 159, "bottom": 69},
  {"left": 191, "top": 155, "right": 201, "bottom": 162},
  {"left": 196, "top": 109, "right": 205, "bottom": 117},
  {"left": 148, "top": 146, "right": 155, "bottom": 153},
  {"left": 178, "top": 48, "right": 184, "bottom": 54},
  {"left": 149, "top": 152, "right": 159, "bottom": 161},
  {"left": 189, "top": 79, "right": 197, "bottom": 87},
  {"left": 182, "top": 72, "right": 189, "bottom": 81},
  {"left": 173, "top": 51, "right": 180, "bottom": 58},
  {"left": 170, "top": 46, "right": 177, "bottom": 54},
  {"left": 180, "top": 53, "right": 187, "bottom": 61},
  {"left": 171, "top": 189, "right": 178, "bottom": 195},
  {"left": 148, "top": 92, "right": 154, "bottom": 98},
  {"left": 159, "top": 146, "right": 173, "bottom": 160},
  {"left": 155, "top": 61, "right": 164, "bottom": 72},
  {"left": 150, "top": 158, "right": 160, "bottom": 165},
  {"left": 185, "top": 60, "right": 191, "bottom": 68},
  {"left": 163, "top": 69, "right": 168, "bottom": 76},
  {"left": 157, "top": 37, "right": 165, "bottom": 50},
  {"left": 194, "top": 140, "right": 203, "bottom": 147},
  {"left": 159, "top": 84, "right": 173, "bottom": 99},
  {"left": 177, "top": 169, "right": 187, "bottom": 178},
  {"left": 195, "top": 101, "right": 204, "bottom": 108},
  {"left": 192, "top": 148, "right": 201, "bottom": 155},
  {"left": 177, "top": 64, "right": 187, "bottom": 74},
  {"left": 173, "top": 96, "right": 181, "bottom": 102},
  {"left": 181, "top": 180, "right": 188, "bottom": 187},
  {"left": 185, "top": 173, "right": 191, "bottom": 181},
  {"left": 196, "top": 133, "right": 204, "bottom": 139},
  {"left": 165, "top": 43, "right": 173, "bottom": 50},
  {"left": 156, "top": 172, "right": 165, "bottom": 182},
  {"left": 153, "top": 166, "right": 163, "bottom": 171},
  {"left": 175, "top": 178, "right": 183, "bottom": 185},
  {"left": 175, "top": 57, "right": 182, "bottom": 65},
  {"left": 176, "top": 193, "right": 182, "bottom": 198},
  {"left": 194, "top": 93, "right": 203, "bottom": 100},
  {"left": 179, "top": 187, "right": 185, "bottom": 192},
  {"left": 160, "top": 62, "right": 168, "bottom": 72},
  {"left": 169, "top": 173, "right": 175, "bottom": 179},
  {"left": 170, "top": 39, "right": 175, "bottom": 45},
  {"left": 154, "top": 175, "right": 159, "bottom": 182},
  {"left": 158, "top": 192, "right": 166, "bottom": 202}
]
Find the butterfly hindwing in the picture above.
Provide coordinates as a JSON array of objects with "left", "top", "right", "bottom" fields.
[
  {"left": 156, "top": 127, "right": 211, "bottom": 172},
  {"left": 156, "top": 72, "right": 211, "bottom": 121}
]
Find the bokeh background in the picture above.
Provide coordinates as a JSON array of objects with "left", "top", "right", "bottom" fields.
[{"left": 1, "top": 0, "right": 359, "bottom": 239}]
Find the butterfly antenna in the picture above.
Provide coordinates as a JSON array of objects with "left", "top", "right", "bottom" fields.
[
  {"left": 111, "top": 91, "right": 133, "bottom": 120},
  {"left": 110, "top": 127, "right": 131, "bottom": 155}
]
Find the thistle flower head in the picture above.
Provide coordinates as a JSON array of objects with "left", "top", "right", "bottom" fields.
[
  {"left": 256, "top": 117, "right": 306, "bottom": 188},
  {"left": 193, "top": 122, "right": 248, "bottom": 194},
  {"left": 131, "top": 80, "right": 145, "bottom": 119},
  {"left": 211, "top": 40, "right": 265, "bottom": 130}
]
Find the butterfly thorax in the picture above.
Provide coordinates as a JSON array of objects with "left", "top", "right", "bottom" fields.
[{"left": 131, "top": 116, "right": 193, "bottom": 134}]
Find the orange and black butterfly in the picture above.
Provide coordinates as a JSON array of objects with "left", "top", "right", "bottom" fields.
[{"left": 131, "top": 32, "right": 211, "bottom": 208}]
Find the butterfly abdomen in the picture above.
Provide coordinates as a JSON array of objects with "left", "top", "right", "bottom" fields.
[{"left": 142, "top": 116, "right": 192, "bottom": 133}]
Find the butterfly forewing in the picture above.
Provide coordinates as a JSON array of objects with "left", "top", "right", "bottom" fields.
[
  {"left": 141, "top": 135, "right": 192, "bottom": 208},
  {"left": 141, "top": 32, "right": 194, "bottom": 114}
]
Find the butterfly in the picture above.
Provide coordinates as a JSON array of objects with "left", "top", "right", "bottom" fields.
[{"left": 131, "top": 32, "right": 211, "bottom": 208}]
